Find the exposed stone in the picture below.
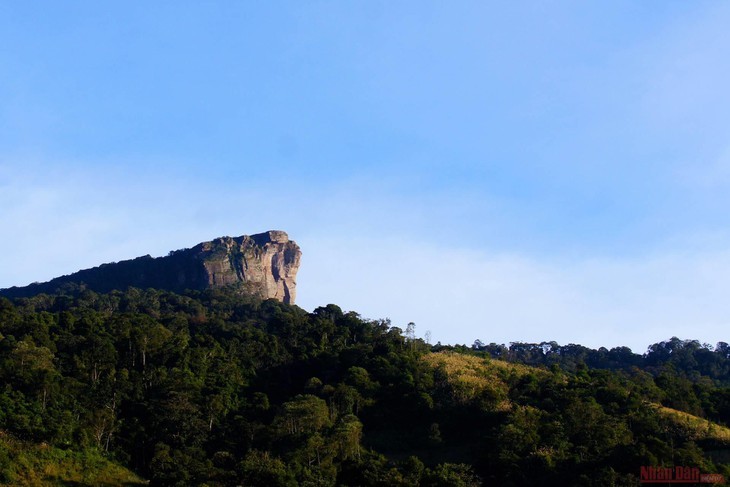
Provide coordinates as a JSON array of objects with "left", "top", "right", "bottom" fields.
[{"left": 0, "top": 230, "right": 302, "bottom": 304}]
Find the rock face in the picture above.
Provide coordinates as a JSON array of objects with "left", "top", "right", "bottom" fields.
[
  {"left": 0, "top": 230, "right": 302, "bottom": 304},
  {"left": 195, "top": 230, "right": 301, "bottom": 303}
]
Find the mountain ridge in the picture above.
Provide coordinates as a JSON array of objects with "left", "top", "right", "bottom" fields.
[{"left": 0, "top": 230, "right": 302, "bottom": 304}]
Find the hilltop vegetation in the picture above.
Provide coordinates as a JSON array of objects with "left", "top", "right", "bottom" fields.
[{"left": 0, "top": 285, "right": 729, "bottom": 485}]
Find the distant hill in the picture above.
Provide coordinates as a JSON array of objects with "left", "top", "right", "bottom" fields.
[{"left": 0, "top": 230, "right": 301, "bottom": 304}]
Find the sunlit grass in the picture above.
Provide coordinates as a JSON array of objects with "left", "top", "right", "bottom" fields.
[
  {"left": 422, "top": 351, "right": 544, "bottom": 410},
  {"left": 652, "top": 405, "right": 730, "bottom": 445},
  {"left": 0, "top": 431, "right": 146, "bottom": 486}
]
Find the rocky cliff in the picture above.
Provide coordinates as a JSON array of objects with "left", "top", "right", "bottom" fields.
[{"left": 0, "top": 230, "right": 302, "bottom": 304}]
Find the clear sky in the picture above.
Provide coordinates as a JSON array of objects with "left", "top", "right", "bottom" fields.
[{"left": 2, "top": 1, "right": 730, "bottom": 352}]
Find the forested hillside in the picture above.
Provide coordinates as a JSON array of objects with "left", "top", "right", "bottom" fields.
[{"left": 1, "top": 285, "right": 729, "bottom": 485}]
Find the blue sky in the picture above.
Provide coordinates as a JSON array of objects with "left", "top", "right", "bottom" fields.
[{"left": 3, "top": 1, "right": 730, "bottom": 351}]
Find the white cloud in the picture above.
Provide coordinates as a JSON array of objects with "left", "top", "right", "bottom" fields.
[
  {"left": 0, "top": 160, "right": 223, "bottom": 286},
  {"left": 297, "top": 236, "right": 730, "bottom": 353}
]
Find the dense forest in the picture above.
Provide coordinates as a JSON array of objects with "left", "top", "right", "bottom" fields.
[{"left": 1, "top": 284, "right": 729, "bottom": 485}]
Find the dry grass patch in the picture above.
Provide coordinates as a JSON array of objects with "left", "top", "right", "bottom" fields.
[
  {"left": 0, "top": 432, "right": 147, "bottom": 486},
  {"left": 422, "top": 351, "right": 543, "bottom": 409},
  {"left": 652, "top": 405, "right": 730, "bottom": 445}
]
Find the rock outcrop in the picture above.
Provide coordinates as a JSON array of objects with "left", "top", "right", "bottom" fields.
[{"left": 0, "top": 230, "right": 302, "bottom": 304}]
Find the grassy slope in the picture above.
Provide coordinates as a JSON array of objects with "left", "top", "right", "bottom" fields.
[
  {"left": 425, "top": 352, "right": 730, "bottom": 445},
  {"left": 422, "top": 351, "right": 547, "bottom": 410},
  {"left": 653, "top": 405, "right": 730, "bottom": 445},
  {"left": 0, "top": 432, "right": 146, "bottom": 487}
]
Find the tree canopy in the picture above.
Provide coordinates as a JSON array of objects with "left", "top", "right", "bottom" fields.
[{"left": 0, "top": 287, "right": 729, "bottom": 485}]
